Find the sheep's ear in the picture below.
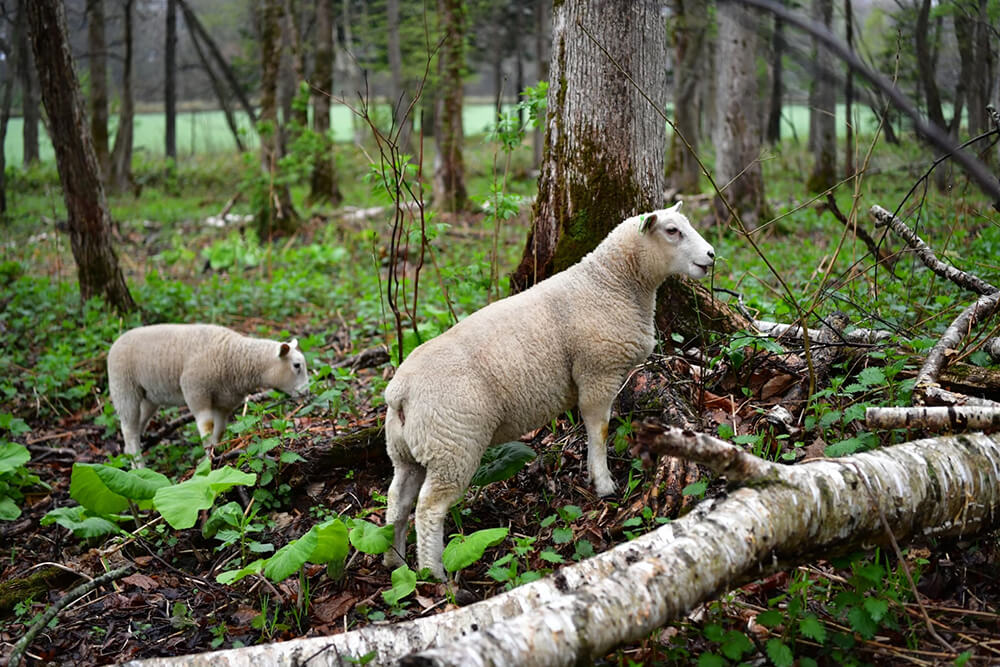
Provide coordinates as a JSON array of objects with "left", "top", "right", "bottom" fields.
[
  {"left": 639, "top": 213, "right": 658, "bottom": 234},
  {"left": 289, "top": 338, "right": 299, "bottom": 349},
  {"left": 279, "top": 342, "right": 291, "bottom": 358},
  {"left": 667, "top": 200, "right": 682, "bottom": 214}
]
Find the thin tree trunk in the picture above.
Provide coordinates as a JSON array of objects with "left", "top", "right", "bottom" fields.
[
  {"left": 88, "top": 0, "right": 110, "bottom": 180},
  {"left": 843, "top": 0, "right": 854, "bottom": 177},
  {"left": 433, "top": 0, "right": 468, "bottom": 213},
  {"left": 109, "top": 0, "right": 135, "bottom": 194},
  {"left": 17, "top": 0, "right": 39, "bottom": 166},
  {"left": 532, "top": 0, "right": 548, "bottom": 170},
  {"left": 121, "top": 428, "right": 1000, "bottom": 667},
  {"left": 309, "top": 0, "right": 341, "bottom": 204},
  {"left": 511, "top": 0, "right": 668, "bottom": 292},
  {"left": 0, "top": 7, "right": 17, "bottom": 216},
  {"left": 667, "top": 0, "right": 709, "bottom": 193},
  {"left": 165, "top": 0, "right": 177, "bottom": 160},
  {"left": 187, "top": 24, "right": 246, "bottom": 153},
  {"left": 713, "top": 2, "right": 766, "bottom": 228},
  {"left": 25, "top": 0, "right": 136, "bottom": 312},
  {"left": 765, "top": 12, "right": 783, "bottom": 144},
  {"left": 256, "top": 0, "right": 298, "bottom": 240},
  {"left": 386, "top": 0, "right": 414, "bottom": 156},
  {"left": 806, "top": 0, "right": 836, "bottom": 192}
]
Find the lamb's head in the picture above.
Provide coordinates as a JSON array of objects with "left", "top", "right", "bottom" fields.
[
  {"left": 266, "top": 339, "right": 310, "bottom": 397},
  {"left": 637, "top": 202, "right": 715, "bottom": 281}
]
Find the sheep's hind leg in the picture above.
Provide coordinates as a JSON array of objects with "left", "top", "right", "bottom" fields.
[
  {"left": 414, "top": 469, "right": 471, "bottom": 581},
  {"left": 114, "top": 391, "right": 145, "bottom": 468},
  {"left": 384, "top": 461, "right": 425, "bottom": 570},
  {"left": 579, "top": 390, "right": 617, "bottom": 497}
]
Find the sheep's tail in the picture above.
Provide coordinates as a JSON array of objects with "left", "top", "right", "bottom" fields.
[{"left": 383, "top": 376, "right": 408, "bottom": 457}]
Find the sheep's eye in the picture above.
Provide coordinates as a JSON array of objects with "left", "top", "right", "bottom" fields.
[
  {"left": 665, "top": 225, "right": 681, "bottom": 239},
  {"left": 293, "top": 362, "right": 302, "bottom": 372}
]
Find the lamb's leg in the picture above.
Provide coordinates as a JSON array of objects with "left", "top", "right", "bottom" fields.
[
  {"left": 579, "top": 387, "right": 618, "bottom": 497},
  {"left": 384, "top": 460, "right": 425, "bottom": 570},
  {"left": 113, "top": 391, "right": 145, "bottom": 468},
  {"left": 414, "top": 468, "right": 472, "bottom": 581}
]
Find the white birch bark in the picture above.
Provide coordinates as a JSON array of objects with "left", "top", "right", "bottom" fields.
[
  {"left": 753, "top": 319, "right": 894, "bottom": 345},
  {"left": 124, "top": 428, "right": 1000, "bottom": 667},
  {"left": 866, "top": 405, "right": 1000, "bottom": 430}
]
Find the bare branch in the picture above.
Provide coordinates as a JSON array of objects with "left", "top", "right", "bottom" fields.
[{"left": 915, "top": 290, "right": 1000, "bottom": 396}]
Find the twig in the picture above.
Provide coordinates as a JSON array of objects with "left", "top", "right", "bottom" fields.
[
  {"left": 632, "top": 422, "right": 779, "bottom": 483},
  {"left": 9, "top": 565, "right": 134, "bottom": 667},
  {"left": 871, "top": 205, "right": 998, "bottom": 296},
  {"left": 826, "top": 194, "right": 897, "bottom": 271}
]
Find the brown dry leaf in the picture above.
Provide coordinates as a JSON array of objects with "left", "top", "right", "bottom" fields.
[
  {"left": 132, "top": 556, "right": 154, "bottom": 567},
  {"left": 759, "top": 374, "right": 796, "bottom": 400},
  {"left": 312, "top": 592, "right": 356, "bottom": 624},
  {"left": 803, "top": 437, "right": 827, "bottom": 460},
  {"left": 121, "top": 573, "right": 159, "bottom": 591}
]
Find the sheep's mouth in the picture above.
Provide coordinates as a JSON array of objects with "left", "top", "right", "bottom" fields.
[{"left": 692, "top": 262, "right": 713, "bottom": 274}]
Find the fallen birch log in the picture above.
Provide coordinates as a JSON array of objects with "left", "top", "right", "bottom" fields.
[
  {"left": 753, "top": 319, "right": 894, "bottom": 345},
  {"left": 866, "top": 405, "right": 1000, "bottom": 430},
  {"left": 915, "top": 290, "right": 1000, "bottom": 397},
  {"left": 125, "top": 426, "right": 1000, "bottom": 667}
]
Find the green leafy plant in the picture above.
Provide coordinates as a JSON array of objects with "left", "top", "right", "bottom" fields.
[{"left": 0, "top": 413, "right": 45, "bottom": 521}]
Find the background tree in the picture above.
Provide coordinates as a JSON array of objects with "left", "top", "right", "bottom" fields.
[
  {"left": 386, "top": 0, "right": 415, "bottom": 157},
  {"left": 713, "top": 1, "right": 766, "bottom": 228},
  {"left": 666, "top": 0, "right": 710, "bottom": 193},
  {"left": 165, "top": 0, "right": 177, "bottom": 160},
  {"left": 806, "top": 0, "right": 836, "bottom": 192},
  {"left": 87, "top": 0, "right": 111, "bottom": 180},
  {"left": 309, "top": 0, "right": 342, "bottom": 204},
  {"left": 510, "top": 0, "right": 670, "bottom": 291},
  {"left": 765, "top": 9, "right": 784, "bottom": 144},
  {"left": 433, "top": 0, "right": 468, "bottom": 213},
  {"left": 256, "top": 0, "right": 299, "bottom": 239},
  {"left": 109, "top": 0, "right": 135, "bottom": 193},
  {"left": 25, "top": 0, "right": 135, "bottom": 312},
  {"left": 17, "top": 0, "right": 39, "bottom": 167}
]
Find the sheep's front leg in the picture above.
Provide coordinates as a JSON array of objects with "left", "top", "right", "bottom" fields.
[
  {"left": 115, "top": 394, "right": 146, "bottom": 467},
  {"left": 384, "top": 460, "right": 425, "bottom": 570},
  {"left": 578, "top": 387, "right": 618, "bottom": 497},
  {"left": 191, "top": 408, "right": 229, "bottom": 461}
]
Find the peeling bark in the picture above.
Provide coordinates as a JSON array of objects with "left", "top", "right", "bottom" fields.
[{"left": 124, "top": 427, "right": 1000, "bottom": 667}]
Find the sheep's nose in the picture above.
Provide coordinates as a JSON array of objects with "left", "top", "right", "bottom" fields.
[{"left": 707, "top": 249, "right": 715, "bottom": 260}]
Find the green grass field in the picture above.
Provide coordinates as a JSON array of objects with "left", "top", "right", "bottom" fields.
[{"left": 3, "top": 103, "right": 883, "bottom": 166}]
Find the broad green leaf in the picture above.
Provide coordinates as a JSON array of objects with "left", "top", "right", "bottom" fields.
[
  {"left": 0, "top": 442, "right": 30, "bottom": 475},
  {"left": 382, "top": 565, "right": 417, "bottom": 606},
  {"left": 205, "top": 466, "right": 257, "bottom": 494},
  {"left": 696, "top": 653, "right": 725, "bottom": 667},
  {"left": 552, "top": 527, "right": 573, "bottom": 544},
  {"left": 470, "top": 441, "right": 536, "bottom": 487},
  {"left": 847, "top": 606, "right": 877, "bottom": 639},
  {"left": 442, "top": 527, "right": 509, "bottom": 573},
  {"left": 153, "top": 466, "right": 256, "bottom": 529},
  {"left": 202, "top": 501, "right": 244, "bottom": 539},
  {"left": 765, "top": 638, "right": 794, "bottom": 667},
  {"left": 216, "top": 558, "right": 266, "bottom": 585},
  {"left": 70, "top": 464, "right": 130, "bottom": 515},
  {"left": 721, "top": 631, "right": 754, "bottom": 660},
  {"left": 539, "top": 549, "right": 564, "bottom": 564},
  {"left": 755, "top": 609, "right": 783, "bottom": 628},
  {"left": 264, "top": 529, "right": 318, "bottom": 581},
  {"left": 701, "top": 623, "right": 725, "bottom": 642},
  {"left": 349, "top": 519, "right": 395, "bottom": 554},
  {"left": 857, "top": 367, "right": 887, "bottom": 388},
  {"left": 310, "top": 518, "right": 349, "bottom": 577},
  {"left": 682, "top": 480, "right": 708, "bottom": 497},
  {"left": 41, "top": 505, "right": 122, "bottom": 538},
  {"left": 863, "top": 597, "right": 889, "bottom": 622},
  {"left": 0, "top": 495, "right": 21, "bottom": 520},
  {"left": 94, "top": 465, "right": 170, "bottom": 501}
]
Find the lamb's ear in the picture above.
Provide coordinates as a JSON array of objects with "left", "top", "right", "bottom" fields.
[
  {"left": 639, "top": 213, "right": 658, "bottom": 234},
  {"left": 289, "top": 338, "right": 299, "bottom": 349},
  {"left": 279, "top": 342, "right": 291, "bottom": 358},
  {"left": 667, "top": 200, "right": 682, "bottom": 214}
]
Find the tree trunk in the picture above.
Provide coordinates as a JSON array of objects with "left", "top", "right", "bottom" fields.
[
  {"left": 843, "top": 0, "right": 854, "bottom": 177},
  {"left": 121, "top": 428, "right": 1000, "bottom": 667},
  {"left": 433, "top": 0, "right": 468, "bottom": 213},
  {"left": 765, "top": 11, "right": 783, "bottom": 144},
  {"left": 256, "top": 0, "right": 299, "bottom": 240},
  {"left": 532, "top": 0, "right": 548, "bottom": 170},
  {"left": 511, "top": 0, "right": 668, "bottom": 292},
  {"left": 25, "top": 0, "right": 136, "bottom": 313},
  {"left": 16, "top": 0, "right": 39, "bottom": 167},
  {"left": 666, "top": 0, "right": 709, "bottom": 193},
  {"left": 109, "top": 0, "right": 135, "bottom": 194},
  {"left": 806, "top": 0, "right": 836, "bottom": 192},
  {"left": 87, "top": 0, "right": 110, "bottom": 180},
  {"left": 309, "top": 0, "right": 342, "bottom": 204},
  {"left": 165, "top": 0, "right": 177, "bottom": 160},
  {"left": 713, "top": 2, "right": 766, "bottom": 228},
  {"left": 187, "top": 20, "right": 246, "bottom": 153},
  {"left": 385, "top": 0, "right": 414, "bottom": 157},
  {"left": 0, "top": 5, "right": 17, "bottom": 215}
]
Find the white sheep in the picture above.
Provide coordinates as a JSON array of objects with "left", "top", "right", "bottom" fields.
[
  {"left": 383, "top": 202, "right": 715, "bottom": 579},
  {"left": 107, "top": 323, "right": 309, "bottom": 466}
]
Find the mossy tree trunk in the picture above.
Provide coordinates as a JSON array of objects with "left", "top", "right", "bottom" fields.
[
  {"left": 510, "top": 0, "right": 668, "bottom": 293},
  {"left": 433, "top": 0, "right": 468, "bottom": 214},
  {"left": 666, "top": 0, "right": 709, "bottom": 194},
  {"left": 713, "top": 3, "right": 767, "bottom": 229},
  {"left": 255, "top": 0, "right": 299, "bottom": 240},
  {"left": 26, "top": 0, "right": 136, "bottom": 312},
  {"left": 806, "top": 0, "right": 836, "bottom": 193}
]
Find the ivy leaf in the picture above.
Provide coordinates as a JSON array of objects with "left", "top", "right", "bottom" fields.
[
  {"left": 471, "top": 442, "right": 536, "bottom": 487},
  {"left": 348, "top": 519, "right": 395, "bottom": 554},
  {"left": 381, "top": 565, "right": 417, "bottom": 606},
  {"left": 442, "top": 527, "right": 509, "bottom": 573}
]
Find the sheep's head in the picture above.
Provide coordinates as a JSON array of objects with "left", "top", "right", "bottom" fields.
[
  {"left": 638, "top": 202, "right": 715, "bottom": 280},
  {"left": 270, "top": 339, "right": 310, "bottom": 397}
]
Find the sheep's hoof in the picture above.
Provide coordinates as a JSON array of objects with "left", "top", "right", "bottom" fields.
[{"left": 594, "top": 479, "right": 617, "bottom": 497}]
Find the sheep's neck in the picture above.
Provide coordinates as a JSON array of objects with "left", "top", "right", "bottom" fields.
[{"left": 579, "top": 252, "right": 657, "bottom": 317}]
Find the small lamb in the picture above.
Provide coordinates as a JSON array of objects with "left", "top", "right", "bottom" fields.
[
  {"left": 107, "top": 324, "right": 309, "bottom": 466},
  {"left": 383, "top": 202, "right": 715, "bottom": 579}
]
